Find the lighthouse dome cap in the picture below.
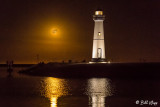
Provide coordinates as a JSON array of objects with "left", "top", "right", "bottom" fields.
[{"left": 96, "top": 8, "right": 103, "bottom": 11}]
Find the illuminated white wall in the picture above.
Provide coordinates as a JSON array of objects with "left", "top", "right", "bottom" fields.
[{"left": 92, "top": 16, "right": 105, "bottom": 59}]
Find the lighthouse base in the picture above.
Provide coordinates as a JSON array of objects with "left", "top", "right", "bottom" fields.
[{"left": 89, "top": 58, "right": 107, "bottom": 63}]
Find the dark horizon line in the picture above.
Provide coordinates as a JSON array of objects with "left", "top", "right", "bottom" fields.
[{"left": 1, "top": 61, "right": 160, "bottom": 66}]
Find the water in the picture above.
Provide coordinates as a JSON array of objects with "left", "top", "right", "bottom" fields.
[{"left": 0, "top": 67, "right": 160, "bottom": 107}]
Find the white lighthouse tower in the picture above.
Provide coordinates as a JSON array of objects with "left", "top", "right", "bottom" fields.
[{"left": 91, "top": 10, "right": 106, "bottom": 63}]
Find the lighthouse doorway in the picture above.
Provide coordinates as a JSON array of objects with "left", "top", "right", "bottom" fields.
[{"left": 97, "top": 48, "right": 102, "bottom": 58}]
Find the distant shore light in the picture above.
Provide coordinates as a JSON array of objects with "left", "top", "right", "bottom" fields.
[{"left": 108, "top": 61, "right": 111, "bottom": 64}]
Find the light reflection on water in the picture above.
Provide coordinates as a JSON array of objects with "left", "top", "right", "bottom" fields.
[
  {"left": 87, "top": 78, "right": 112, "bottom": 107},
  {"left": 41, "top": 77, "right": 70, "bottom": 107},
  {"left": 0, "top": 67, "right": 160, "bottom": 107},
  {"left": 0, "top": 67, "right": 113, "bottom": 107},
  {"left": 40, "top": 77, "right": 112, "bottom": 107}
]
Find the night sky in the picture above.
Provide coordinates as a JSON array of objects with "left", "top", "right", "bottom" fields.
[{"left": 0, "top": 0, "right": 160, "bottom": 63}]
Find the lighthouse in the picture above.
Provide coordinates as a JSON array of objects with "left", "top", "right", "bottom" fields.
[{"left": 91, "top": 10, "right": 106, "bottom": 63}]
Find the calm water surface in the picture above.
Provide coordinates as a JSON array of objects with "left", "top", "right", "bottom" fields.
[{"left": 0, "top": 67, "right": 160, "bottom": 107}]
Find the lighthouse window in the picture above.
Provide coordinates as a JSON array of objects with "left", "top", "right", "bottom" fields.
[{"left": 98, "top": 32, "right": 101, "bottom": 36}]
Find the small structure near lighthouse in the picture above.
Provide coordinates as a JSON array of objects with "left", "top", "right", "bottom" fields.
[{"left": 90, "top": 9, "right": 106, "bottom": 63}]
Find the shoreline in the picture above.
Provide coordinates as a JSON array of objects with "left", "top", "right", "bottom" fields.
[
  {"left": 18, "top": 62, "right": 160, "bottom": 79},
  {"left": 0, "top": 64, "right": 35, "bottom": 67}
]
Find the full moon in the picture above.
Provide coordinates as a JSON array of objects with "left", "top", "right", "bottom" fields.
[
  {"left": 50, "top": 28, "right": 59, "bottom": 36},
  {"left": 52, "top": 29, "right": 57, "bottom": 34}
]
